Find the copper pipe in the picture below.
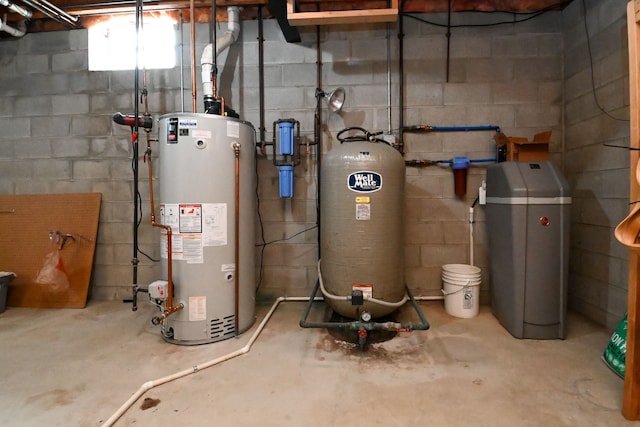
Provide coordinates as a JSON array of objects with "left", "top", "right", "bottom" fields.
[
  {"left": 146, "top": 141, "right": 183, "bottom": 323},
  {"left": 212, "top": 79, "right": 225, "bottom": 115},
  {"left": 233, "top": 142, "right": 240, "bottom": 335},
  {"left": 190, "top": 0, "right": 197, "bottom": 112}
]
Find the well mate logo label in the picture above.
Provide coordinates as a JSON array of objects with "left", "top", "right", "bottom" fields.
[{"left": 347, "top": 171, "right": 383, "bottom": 193}]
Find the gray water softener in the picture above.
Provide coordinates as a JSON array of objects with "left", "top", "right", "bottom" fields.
[{"left": 486, "top": 161, "right": 571, "bottom": 339}]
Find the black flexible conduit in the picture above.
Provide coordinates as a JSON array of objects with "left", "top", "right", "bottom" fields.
[
  {"left": 398, "top": 0, "right": 405, "bottom": 155},
  {"left": 258, "top": 5, "right": 266, "bottom": 148}
]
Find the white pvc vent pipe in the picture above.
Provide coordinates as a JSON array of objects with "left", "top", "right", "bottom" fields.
[
  {"left": 0, "top": 18, "right": 25, "bottom": 37},
  {"left": 201, "top": 6, "right": 241, "bottom": 99}
]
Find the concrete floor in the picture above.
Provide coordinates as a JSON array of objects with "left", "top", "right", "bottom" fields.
[{"left": 0, "top": 298, "right": 635, "bottom": 427}]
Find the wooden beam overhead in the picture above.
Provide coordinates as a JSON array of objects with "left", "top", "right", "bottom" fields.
[
  {"left": 0, "top": 0, "right": 575, "bottom": 35},
  {"left": 286, "top": 0, "right": 398, "bottom": 26}
]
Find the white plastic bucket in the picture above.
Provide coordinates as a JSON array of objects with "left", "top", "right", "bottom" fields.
[{"left": 442, "top": 264, "right": 481, "bottom": 318}]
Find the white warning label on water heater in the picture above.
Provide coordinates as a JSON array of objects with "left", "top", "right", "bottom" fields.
[
  {"left": 158, "top": 203, "right": 205, "bottom": 263},
  {"left": 189, "top": 296, "right": 207, "bottom": 321},
  {"left": 203, "top": 203, "right": 227, "bottom": 246},
  {"left": 160, "top": 233, "right": 181, "bottom": 260},
  {"left": 227, "top": 121, "right": 240, "bottom": 138},
  {"left": 179, "top": 204, "right": 202, "bottom": 233},
  {"left": 182, "top": 234, "right": 203, "bottom": 264},
  {"left": 160, "top": 204, "right": 179, "bottom": 229}
]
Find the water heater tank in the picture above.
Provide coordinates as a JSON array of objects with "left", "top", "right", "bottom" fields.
[
  {"left": 157, "top": 113, "right": 256, "bottom": 345},
  {"left": 320, "top": 140, "right": 406, "bottom": 319}
]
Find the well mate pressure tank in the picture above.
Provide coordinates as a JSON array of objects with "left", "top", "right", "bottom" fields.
[{"left": 320, "top": 140, "right": 406, "bottom": 320}]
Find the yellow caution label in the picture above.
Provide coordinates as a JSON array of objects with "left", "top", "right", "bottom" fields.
[{"left": 355, "top": 196, "right": 370, "bottom": 204}]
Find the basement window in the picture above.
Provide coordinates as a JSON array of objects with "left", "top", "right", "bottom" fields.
[{"left": 88, "top": 15, "right": 176, "bottom": 71}]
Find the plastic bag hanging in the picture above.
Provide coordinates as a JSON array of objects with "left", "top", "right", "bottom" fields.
[{"left": 35, "top": 233, "right": 70, "bottom": 292}]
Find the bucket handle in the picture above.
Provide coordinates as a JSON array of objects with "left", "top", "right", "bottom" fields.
[{"left": 441, "top": 280, "right": 478, "bottom": 297}]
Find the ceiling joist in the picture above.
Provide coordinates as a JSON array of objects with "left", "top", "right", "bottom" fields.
[{"left": 0, "top": 0, "right": 573, "bottom": 38}]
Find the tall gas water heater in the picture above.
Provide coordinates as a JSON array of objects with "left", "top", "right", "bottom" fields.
[
  {"left": 157, "top": 113, "right": 256, "bottom": 345},
  {"left": 320, "top": 139, "right": 406, "bottom": 320}
]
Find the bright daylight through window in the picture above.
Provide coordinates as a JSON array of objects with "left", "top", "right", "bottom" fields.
[{"left": 88, "top": 15, "right": 176, "bottom": 71}]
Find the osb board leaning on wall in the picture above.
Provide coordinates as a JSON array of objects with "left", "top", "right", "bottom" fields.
[{"left": 0, "top": 193, "right": 101, "bottom": 308}]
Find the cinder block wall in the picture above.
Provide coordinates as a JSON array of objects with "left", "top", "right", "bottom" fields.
[
  {"left": 562, "top": 0, "right": 630, "bottom": 329},
  {"left": 237, "top": 12, "right": 566, "bottom": 303},
  {"left": 0, "top": 9, "right": 583, "bottom": 317}
]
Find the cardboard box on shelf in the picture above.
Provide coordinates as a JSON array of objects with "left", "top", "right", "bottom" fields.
[{"left": 494, "top": 130, "right": 551, "bottom": 162}]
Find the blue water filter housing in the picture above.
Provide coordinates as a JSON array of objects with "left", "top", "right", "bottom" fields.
[
  {"left": 278, "top": 121, "right": 295, "bottom": 198},
  {"left": 451, "top": 156, "right": 470, "bottom": 196},
  {"left": 278, "top": 166, "right": 294, "bottom": 198},
  {"left": 279, "top": 121, "right": 294, "bottom": 156}
]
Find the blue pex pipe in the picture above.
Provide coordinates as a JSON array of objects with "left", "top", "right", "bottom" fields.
[
  {"left": 405, "top": 157, "right": 497, "bottom": 167},
  {"left": 403, "top": 125, "right": 501, "bottom": 133},
  {"left": 431, "top": 125, "right": 500, "bottom": 132},
  {"left": 436, "top": 157, "right": 497, "bottom": 164},
  {"left": 469, "top": 157, "right": 497, "bottom": 163}
]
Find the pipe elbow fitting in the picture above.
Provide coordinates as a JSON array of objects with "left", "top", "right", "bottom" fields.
[{"left": 200, "top": 44, "right": 213, "bottom": 66}]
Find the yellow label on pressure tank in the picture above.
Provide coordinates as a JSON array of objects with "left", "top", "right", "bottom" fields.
[{"left": 355, "top": 196, "right": 370, "bottom": 203}]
